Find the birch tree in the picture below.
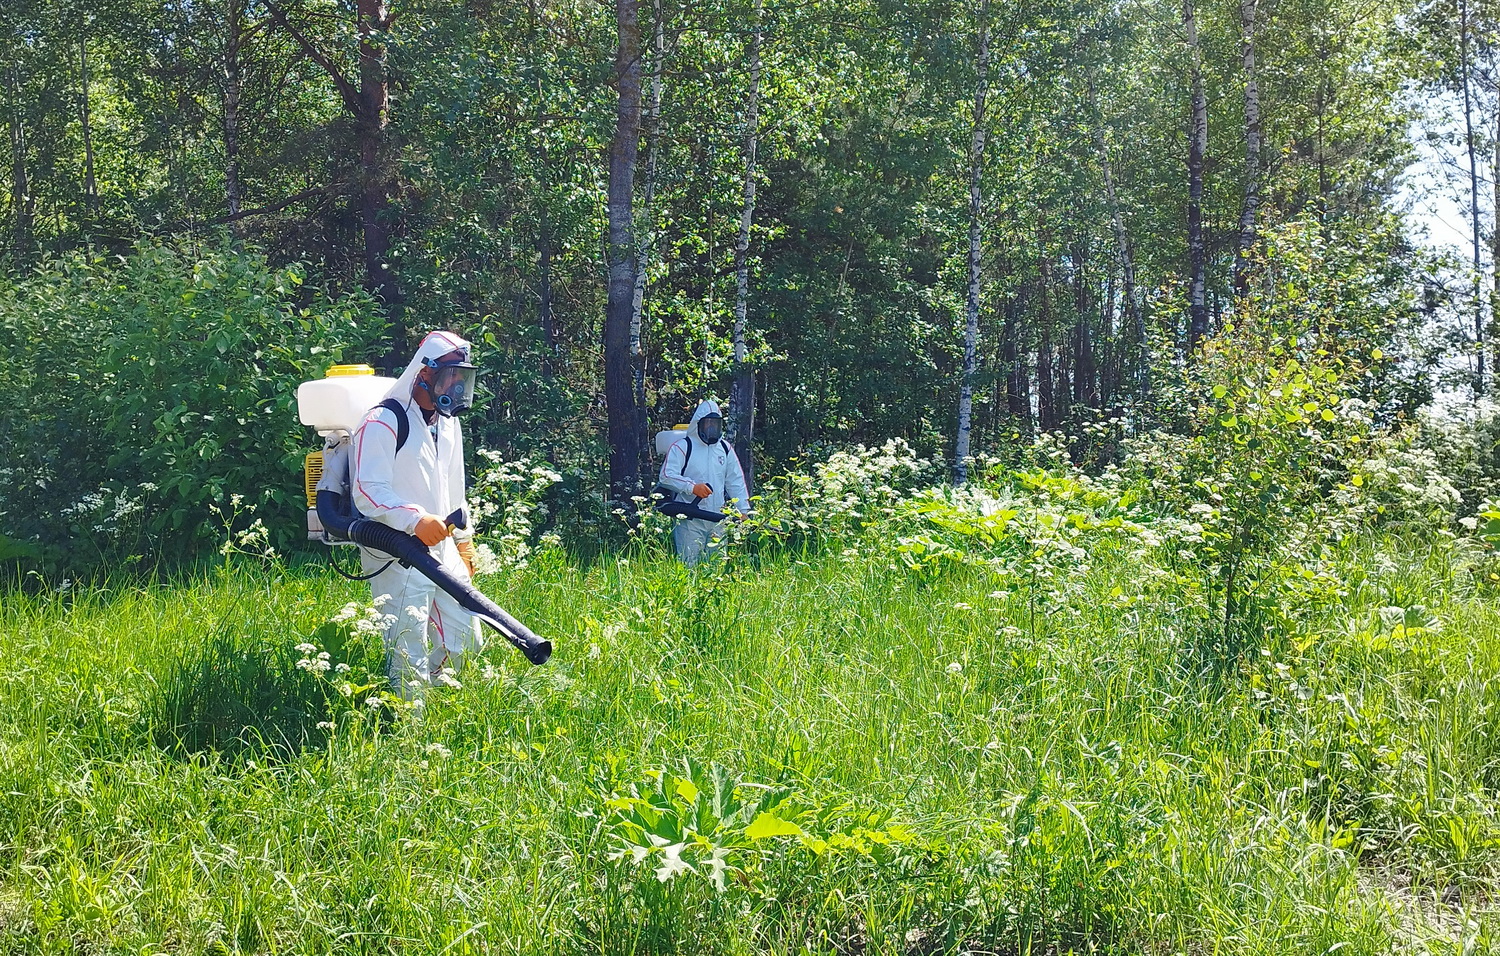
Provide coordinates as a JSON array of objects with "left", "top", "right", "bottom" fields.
[
  {"left": 954, "top": 0, "right": 991, "bottom": 486},
  {"left": 220, "top": 0, "right": 244, "bottom": 227},
  {"left": 1185, "top": 0, "right": 1210, "bottom": 348},
  {"left": 5, "top": 64, "right": 32, "bottom": 258},
  {"left": 1233, "top": 0, "right": 1262, "bottom": 297},
  {"left": 632, "top": 0, "right": 667, "bottom": 478},
  {"left": 79, "top": 30, "right": 98, "bottom": 220},
  {"left": 727, "top": 0, "right": 763, "bottom": 487},
  {"left": 1460, "top": 0, "right": 1487, "bottom": 391},
  {"left": 605, "top": 0, "right": 644, "bottom": 500}
]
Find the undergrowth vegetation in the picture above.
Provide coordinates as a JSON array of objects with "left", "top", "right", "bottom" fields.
[{"left": 4, "top": 405, "right": 1500, "bottom": 953}]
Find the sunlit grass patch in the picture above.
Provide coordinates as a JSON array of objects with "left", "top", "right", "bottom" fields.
[{"left": 1, "top": 520, "right": 1499, "bottom": 953}]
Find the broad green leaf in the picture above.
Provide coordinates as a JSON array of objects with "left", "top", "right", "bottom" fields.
[{"left": 745, "top": 811, "right": 804, "bottom": 840}]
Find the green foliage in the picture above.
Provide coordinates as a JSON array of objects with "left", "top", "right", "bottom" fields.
[
  {"left": 0, "top": 0, "right": 1434, "bottom": 477},
  {"left": 6, "top": 503, "right": 1500, "bottom": 951},
  {"left": 1121, "top": 215, "right": 1438, "bottom": 663},
  {"left": 600, "top": 758, "right": 930, "bottom": 895},
  {"left": 1175, "top": 329, "right": 1373, "bottom": 650},
  {"left": 149, "top": 590, "right": 394, "bottom": 761},
  {"left": 0, "top": 237, "right": 383, "bottom": 571}
]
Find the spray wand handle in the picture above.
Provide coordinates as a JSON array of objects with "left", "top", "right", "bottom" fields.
[{"left": 444, "top": 508, "right": 468, "bottom": 535}]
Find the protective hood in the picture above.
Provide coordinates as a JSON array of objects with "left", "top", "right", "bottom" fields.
[
  {"left": 383, "top": 330, "right": 474, "bottom": 405},
  {"left": 687, "top": 399, "right": 723, "bottom": 429},
  {"left": 688, "top": 400, "right": 724, "bottom": 444}
]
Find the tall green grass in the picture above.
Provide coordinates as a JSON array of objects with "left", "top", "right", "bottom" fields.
[{"left": 1, "top": 528, "right": 1497, "bottom": 954}]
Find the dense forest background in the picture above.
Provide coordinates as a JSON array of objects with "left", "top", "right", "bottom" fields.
[{"left": 0, "top": 0, "right": 1495, "bottom": 566}]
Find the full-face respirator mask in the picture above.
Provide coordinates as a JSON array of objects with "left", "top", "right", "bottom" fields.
[
  {"left": 697, "top": 415, "right": 723, "bottom": 445},
  {"left": 419, "top": 355, "right": 479, "bottom": 417}
]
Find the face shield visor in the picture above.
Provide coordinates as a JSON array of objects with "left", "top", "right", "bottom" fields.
[
  {"left": 697, "top": 415, "right": 724, "bottom": 444},
  {"left": 422, "top": 358, "right": 479, "bottom": 417}
]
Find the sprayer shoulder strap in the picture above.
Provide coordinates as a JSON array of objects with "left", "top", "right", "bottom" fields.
[{"left": 377, "top": 398, "right": 410, "bottom": 453}]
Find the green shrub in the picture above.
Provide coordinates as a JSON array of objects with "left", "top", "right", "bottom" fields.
[{"left": 0, "top": 237, "right": 384, "bottom": 571}]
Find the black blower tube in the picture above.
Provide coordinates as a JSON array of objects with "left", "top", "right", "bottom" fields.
[
  {"left": 655, "top": 500, "right": 729, "bottom": 523},
  {"left": 317, "top": 491, "right": 552, "bottom": 665}
]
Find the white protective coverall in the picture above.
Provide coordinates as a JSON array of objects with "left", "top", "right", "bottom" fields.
[
  {"left": 351, "top": 331, "right": 479, "bottom": 686},
  {"left": 656, "top": 400, "right": 751, "bottom": 566}
]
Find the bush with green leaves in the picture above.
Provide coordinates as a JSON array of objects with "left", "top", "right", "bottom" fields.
[{"left": 0, "top": 237, "right": 384, "bottom": 571}]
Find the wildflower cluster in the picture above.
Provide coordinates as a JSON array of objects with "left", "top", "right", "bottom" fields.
[
  {"left": 294, "top": 643, "right": 333, "bottom": 674},
  {"left": 285, "top": 595, "right": 413, "bottom": 722},
  {"left": 1344, "top": 431, "right": 1463, "bottom": 532},
  {"left": 60, "top": 481, "right": 157, "bottom": 544},
  {"left": 753, "top": 439, "right": 938, "bottom": 544},
  {"left": 331, "top": 596, "right": 398, "bottom": 635},
  {"left": 210, "top": 493, "right": 279, "bottom": 567},
  {"left": 468, "top": 452, "right": 565, "bottom": 570},
  {"left": 895, "top": 460, "right": 1176, "bottom": 629}
]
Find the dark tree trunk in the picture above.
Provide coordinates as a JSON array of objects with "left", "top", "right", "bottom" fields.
[
  {"left": 356, "top": 0, "right": 397, "bottom": 326},
  {"left": 1185, "top": 0, "right": 1209, "bottom": 348},
  {"left": 1004, "top": 296, "right": 1031, "bottom": 431},
  {"left": 1072, "top": 240, "right": 1099, "bottom": 410},
  {"left": 728, "top": 0, "right": 763, "bottom": 492},
  {"left": 1038, "top": 255, "right": 1057, "bottom": 431},
  {"left": 1037, "top": 336, "right": 1056, "bottom": 432},
  {"left": 1100, "top": 269, "right": 1116, "bottom": 407},
  {"left": 527, "top": 0, "right": 557, "bottom": 379},
  {"left": 1492, "top": 103, "right": 1499, "bottom": 383},
  {"left": 539, "top": 228, "right": 556, "bottom": 375},
  {"left": 268, "top": 0, "right": 402, "bottom": 350},
  {"left": 1091, "top": 98, "right": 1144, "bottom": 404},
  {"left": 605, "top": 0, "right": 644, "bottom": 501}
]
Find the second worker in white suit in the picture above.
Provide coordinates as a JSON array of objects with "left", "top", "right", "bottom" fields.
[{"left": 656, "top": 400, "right": 752, "bottom": 566}]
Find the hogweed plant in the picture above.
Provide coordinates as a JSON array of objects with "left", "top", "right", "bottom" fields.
[
  {"left": 208, "top": 492, "right": 278, "bottom": 574},
  {"left": 468, "top": 452, "right": 564, "bottom": 570}
]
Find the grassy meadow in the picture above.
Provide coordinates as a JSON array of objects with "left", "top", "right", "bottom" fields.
[{"left": 3, "top": 476, "right": 1500, "bottom": 955}]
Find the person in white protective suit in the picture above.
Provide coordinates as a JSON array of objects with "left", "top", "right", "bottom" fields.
[
  {"left": 656, "top": 400, "right": 751, "bottom": 566},
  {"left": 351, "top": 331, "right": 482, "bottom": 689}
]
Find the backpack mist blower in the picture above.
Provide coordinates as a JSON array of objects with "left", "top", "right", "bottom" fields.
[
  {"left": 649, "top": 425, "right": 730, "bottom": 522},
  {"left": 298, "top": 365, "right": 552, "bottom": 666}
]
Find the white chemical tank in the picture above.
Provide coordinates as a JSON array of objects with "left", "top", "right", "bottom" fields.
[
  {"left": 298, "top": 364, "right": 397, "bottom": 435},
  {"left": 655, "top": 424, "right": 691, "bottom": 457}
]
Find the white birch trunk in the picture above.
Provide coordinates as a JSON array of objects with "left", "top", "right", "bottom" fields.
[
  {"left": 223, "top": 0, "right": 244, "bottom": 229},
  {"left": 727, "top": 0, "right": 762, "bottom": 485},
  {"left": 1094, "top": 119, "right": 1142, "bottom": 403},
  {"left": 1460, "top": 0, "right": 1485, "bottom": 392},
  {"left": 632, "top": 0, "right": 664, "bottom": 471},
  {"left": 1492, "top": 105, "right": 1499, "bottom": 383},
  {"left": 1184, "top": 0, "right": 1209, "bottom": 348},
  {"left": 80, "top": 34, "right": 98, "bottom": 218},
  {"left": 954, "top": 1, "right": 991, "bottom": 486},
  {"left": 8, "top": 66, "right": 32, "bottom": 255},
  {"left": 1233, "top": 0, "right": 1261, "bottom": 297}
]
